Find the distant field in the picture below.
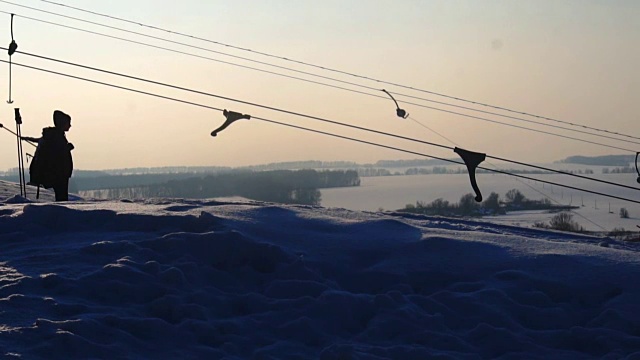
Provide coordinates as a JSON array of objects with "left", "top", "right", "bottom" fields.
[{"left": 321, "top": 170, "right": 640, "bottom": 232}]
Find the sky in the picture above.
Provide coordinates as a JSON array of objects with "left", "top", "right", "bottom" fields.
[
  {"left": 1, "top": 181, "right": 640, "bottom": 358},
  {"left": 0, "top": 0, "right": 638, "bottom": 171}
]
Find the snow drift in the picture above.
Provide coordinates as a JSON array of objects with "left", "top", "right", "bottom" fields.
[{"left": 1, "top": 190, "right": 640, "bottom": 359}]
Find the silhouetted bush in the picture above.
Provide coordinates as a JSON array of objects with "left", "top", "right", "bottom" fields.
[
  {"left": 534, "top": 212, "right": 584, "bottom": 233},
  {"left": 548, "top": 212, "right": 584, "bottom": 233},
  {"left": 458, "top": 193, "right": 479, "bottom": 215},
  {"left": 505, "top": 189, "right": 526, "bottom": 205},
  {"left": 620, "top": 208, "right": 629, "bottom": 218},
  {"left": 402, "top": 188, "right": 574, "bottom": 217},
  {"left": 482, "top": 192, "right": 503, "bottom": 214},
  {"left": 608, "top": 227, "right": 628, "bottom": 238}
]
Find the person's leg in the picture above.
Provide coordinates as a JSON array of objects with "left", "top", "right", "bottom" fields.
[{"left": 53, "top": 179, "right": 69, "bottom": 201}]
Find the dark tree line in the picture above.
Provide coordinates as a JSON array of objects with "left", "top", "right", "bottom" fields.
[
  {"left": 82, "top": 169, "right": 360, "bottom": 205},
  {"left": 404, "top": 167, "right": 553, "bottom": 176},
  {"left": 374, "top": 159, "right": 454, "bottom": 167},
  {"left": 534, "top": 213, "right": 585, "bottom": 233},
  {"left": 0, "top": 172, "right": 207, "bottom": 191},
  {"left": 358, "top": 168, "right": 392, "bottom": 177},
  {"left": 602, "top": 167, "right": 636, "bottom": 174},
  {"left": 558, "top": 155, "right": 634, "bottom": 166},
  {"left": 402, "top": 189, "right": 577, "bottom": 217}
]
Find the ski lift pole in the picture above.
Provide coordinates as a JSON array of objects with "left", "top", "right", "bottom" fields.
[
  {"left": 14, "top": 108, "right": 27, "bottom": 198},
  {"left": 13, "top": 119, "right": 22, "bottom": 196},
  {"left": 14, "top": 108, "right": 26, "bottom": 196}
]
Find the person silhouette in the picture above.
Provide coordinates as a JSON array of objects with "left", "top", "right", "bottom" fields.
[{"left": 27, "top": 110, "right": 74, "bottom": 201}]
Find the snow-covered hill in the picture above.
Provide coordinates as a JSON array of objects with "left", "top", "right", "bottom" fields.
[
  {"left": 1, "top": 182, "right": 639, "bottom": 359},
  {"left": 0, "top": 181, "right": 56, "bottom": 203}
]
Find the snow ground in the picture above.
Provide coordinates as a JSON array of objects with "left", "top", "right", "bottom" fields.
[{"left": 1, "top": 181, "right": 640, "bottom": 359}]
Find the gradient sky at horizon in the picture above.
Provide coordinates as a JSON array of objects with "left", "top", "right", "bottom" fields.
[{"left": 0, "top": 0, "right": 638, "bottom": 171}]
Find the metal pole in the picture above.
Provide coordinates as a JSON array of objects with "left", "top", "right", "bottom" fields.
[
  {"left": 14, "top": 108, "right": 26, "bottom": 197},
  {"left": 14, "top": 124, "right": 22, "bottom": 196}
]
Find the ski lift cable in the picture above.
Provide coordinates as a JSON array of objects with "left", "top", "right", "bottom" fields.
[
  {"left": 513, "top": 178, "right": 607, "bottom": 231},
  {"left": 3, "top": 112, "right": 621, "bottom": 227},
  {"left": 407, "top": 116, "right": 458, "bottom": 146},
  {"left": 0, "top": 9, "right": 637, "bottom": 147},
  {"left": 1, "top": 59, "right": 638, "bottom": 206},
  {"left": 4, "top": 11, "right": 640, "bottom": 152},
  {"left": 0, "top": 11, "right": 403, "bottom": 101},
  {"left": 27, "top": 0, "right": 640, "bottom": 143},
  {"left": 2, "top": 50, "right": 637, "bottom": 194},
  {"left": 407, "top": 115, "right": 606, "bottom": 231},
  {"left": 6, "top": 12, "right": 16, "bottom": 103},
  {"left": 253, "top": 116, "right": 640, "bottom": 206}
]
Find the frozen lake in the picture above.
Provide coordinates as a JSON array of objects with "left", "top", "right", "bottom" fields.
[{"left": 321, "top": 171, "right": 640, "bottom": 232}]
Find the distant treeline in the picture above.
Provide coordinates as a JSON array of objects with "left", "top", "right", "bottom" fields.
[
  {"left": 602, "top": 167, "right": 636, "bottom": 174},
  {"left": 371, "top": 159, "right": 456, "bottom": 167},
  {"left": 237, "top": 159, "right": 455, "bottom": 170},
  {"left": 0, "top": 173, "right": 216, "bottom": 193},
  {"left": 557, "top": 155, "right": 635, "bottom": 166},
  {"left": 239, "top": 161, "right": 359, "bottom": 171},
  {"left": 404, "top": 167, "right": 554, "bottom": 176},
  {"left": 73, "top": 173, "right": 224, "bottom": 191},
  {"left": 401, "top": 189, "right": 577, "bottom": 217},
  {"left": 358, "top": 167, "right": 558, "bottom": 177},
  {"left": 1, "top": 158, "right": 455, "bottom": 177},
  {"left": 81, "top": 169, "right": 360, "bottom": 205},
  {"left": 2, "top": 154, "right": 636, "bottom": 179},
  {"left": 74, "top": 166, "right": 232, "bottom": 176},
  {"left": 0, "top": 167, "right": 230, "bottom": 178},
  {"left": 0, "top": 164, "right": 600, "bottom": 195},
  {"left": 358, "top": 166, "right": 603, "bottom": 177}
]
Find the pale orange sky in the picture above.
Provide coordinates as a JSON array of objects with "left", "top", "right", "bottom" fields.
[{"left": 0, "top": 0, "right": 638, "bottom": 171}]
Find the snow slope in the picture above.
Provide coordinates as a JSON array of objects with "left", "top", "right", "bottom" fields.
[{"left": 1, "top": 182, "right": 640, "bottom": 359}]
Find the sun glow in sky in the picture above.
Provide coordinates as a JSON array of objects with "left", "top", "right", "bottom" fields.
[{"left": 0, "top": 0, "right": 638, "bottom": 171}]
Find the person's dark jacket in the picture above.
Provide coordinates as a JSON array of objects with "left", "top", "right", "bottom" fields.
[{"left": 29, "top": 127, "right": 73, "bottom": 188}]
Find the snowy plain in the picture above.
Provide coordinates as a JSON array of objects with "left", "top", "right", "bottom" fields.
[
  {"left": 321, "top": 171, "right": 640, "bottom": 232},
  {"left": 1, "top": 180, "right": 640, "bottom": 359}
]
